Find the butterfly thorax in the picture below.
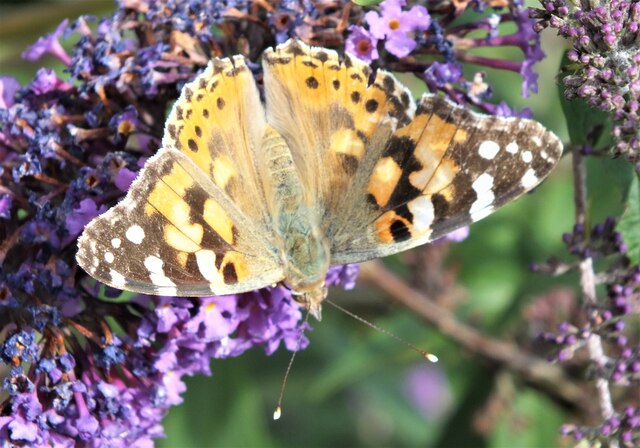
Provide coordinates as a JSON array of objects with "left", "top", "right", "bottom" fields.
[{"left": 263, "top": 126, "right": 330, "bottom": 320}]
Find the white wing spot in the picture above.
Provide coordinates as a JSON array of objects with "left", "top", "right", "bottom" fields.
[
  {"left": 522, "top": 151, "right": 533, "bottom": 163},
  {"left": 407, "top": 196, "right": 434, "bottom": 235},
  {"left": 478, "top": 140, "right": 500, "bottom": 160},
  {"left": 470, "top": 173, "right": 495, "bottom": 221},
  {"left": 532, "top": 135, "right": 542, "bottom": 146},
  {"left": 144, "top": 255, "right": 177, "bottom": 289},
  {"left": 521, "top": 168, "right": 539, "bottom": 189},
  {"left": 541, "top": 150, "right": 549, "bottom": 160},
  {"left": 506, "top": 142, "right": 519, "bottom": 154},
  {"left": 126, "top": 225, "right": 145, "bottom": 244},
  {"left": 110, "top": 270, "right": 126, "bottom": 288},
  {"left": 196, "top": 250, "right": 220, "bottom": 283},
  {"left": 111, "top": 238, "right": 121, "bottom": 248},
  {"left": 104, "top": 252, "right": 114, "bottom": 263}
]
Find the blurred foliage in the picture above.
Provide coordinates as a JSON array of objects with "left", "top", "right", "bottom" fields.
[{"left": 0, "top": 1, "right": 586, "bottom": 447}]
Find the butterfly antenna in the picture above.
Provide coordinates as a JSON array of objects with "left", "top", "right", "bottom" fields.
[
  {"left": 273, "top": 309, "right": 311, "bottom": 420},
  {"left": 324, "top": 299, "right": 439, "bottom": 363}
]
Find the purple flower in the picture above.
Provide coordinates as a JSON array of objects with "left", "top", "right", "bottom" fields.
[
  {"left": 109, "top": 105, "right": 139, "bottom": 145},
  {"left": 22, "top": 19, "right": 71, "bottom": 65},
  {"left": 29, "top": 68, "right": 72, "bottom": 95},
  {"left": 0, "top": 194, "right": 12, "bottom": 219},
  {"left": 404, "top": 364, "right": 452, "bottom": 421},
  {"left": 0, "top": 77, "right": 20, "bottom": 109},
  {"left": 346, "top": 25, "right": 379, "bottom": 62},
  {"left": 441, "top": 226, "right": 470, "bottom": 243},
  {"left": 65, "top": 198, "right": 107, "bottom": 239},
  {"left": 365, "top": 0, "right": 430, "bottom": 58},
  {"left": 489, "top": 101, "right": 534, "bottom": 118},
  {"left": 423, "top": 61, "right": 462, "bottom": 88},
  {"left": 114, "top": 167, "right": 138, "bottom": 192},
  {"left": 184, "top": 296, "right": 247, "bottom": 341},
  {"left": 325, "top": 264, "right": 360, "bottom": 290}
]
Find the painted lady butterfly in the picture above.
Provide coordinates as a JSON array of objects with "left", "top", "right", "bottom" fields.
[{"left": 77, "top": 39, "right": 562, "bottom": 320}]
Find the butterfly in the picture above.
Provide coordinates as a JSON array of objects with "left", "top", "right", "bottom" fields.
[{"left": 76, "top": 39, "right": 562, "bottom": 320}]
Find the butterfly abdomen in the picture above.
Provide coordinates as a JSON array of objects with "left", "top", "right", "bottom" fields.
[{"left": 261, "top": 126, "right": 330, "bottom": 297}]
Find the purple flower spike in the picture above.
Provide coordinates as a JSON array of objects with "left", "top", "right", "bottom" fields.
[
  {"left": 22, "top": 19, "right": 71, "bottom": 65},
  {"left": 365, "top": 0, "right": 430, "bottom": 58}
]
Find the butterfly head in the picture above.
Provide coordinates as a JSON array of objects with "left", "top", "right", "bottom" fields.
[{"left": 290, "top": 281, "right": 328, "bottom": 321}]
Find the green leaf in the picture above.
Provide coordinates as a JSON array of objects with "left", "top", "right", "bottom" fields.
[
  {"left": 618, "top": 173, "right": 640, "bottom": 264},
  {"left": 488, "top": 388, "right": 566, "bottom": 448},
  {"left": 558, "top": 52, "right": 611, "bottom": 146},
  {"left": 96, "top": 283, "right": 136, "bottom": 303},
  {"left": 351, "top": 0, "right": 383, "bottom": 5}
]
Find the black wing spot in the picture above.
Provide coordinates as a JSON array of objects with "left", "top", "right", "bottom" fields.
[
  {"left": 315, "top": 51, "right": 329, "bottom": 62},
  {"left": 432, "top": 193, "right": 449, "bottom": 220},
  {"left": 306, "top": 76, "right": 319, "bottom": 89},
  {"left": 390, "top": 220, "right": 411, "bottom": 242},
  {"left": 337, "top": 153, "right": 359, "bottom": 176},
  {"left": 223, "top": 262, "right": 238, "bottom": 284}
]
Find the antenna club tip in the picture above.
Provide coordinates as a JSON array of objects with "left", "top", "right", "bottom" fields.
[
  {"left": 273, "top": 406, "right": 282, "bottom": 420},
  {"left": 425, "top": 353, "right": 439, "bottom": 363}
]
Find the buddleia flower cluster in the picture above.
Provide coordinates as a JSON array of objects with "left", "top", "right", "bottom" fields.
[
  {"left": 534, "top": 217, "right": 640, "bottom": 447},
  {"left": 0, "top": 0, "right": 547, "bottom": 444},
  {"left": 531, "top": 0, "right": 640, "bottom": 167},
  {"left": 347, "top": 0, "right": 544, "bottom": 116}
]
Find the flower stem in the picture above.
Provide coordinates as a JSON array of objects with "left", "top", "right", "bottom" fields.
[{"left": 571, "top": 143, "right": 617, "bottom": 431}]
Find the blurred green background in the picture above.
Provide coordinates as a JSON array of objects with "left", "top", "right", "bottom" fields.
[{"left": 2, "top": 1, "right": 622, "bottom": 447}]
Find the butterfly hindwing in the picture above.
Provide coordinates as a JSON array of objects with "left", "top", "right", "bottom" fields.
[{"left": 77, "top": 56, "right": 285, "bottom": 295}]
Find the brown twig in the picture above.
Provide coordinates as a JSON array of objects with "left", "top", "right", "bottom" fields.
[
  {"left": 571, "top": 144, "right": 617, "bottom": 425},
  {"left": 359, "top": 260, "right": 589, "bottom": 408}
]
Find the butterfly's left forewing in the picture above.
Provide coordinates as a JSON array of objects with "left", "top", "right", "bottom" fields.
[{"left": 77, "top": 55, "right": 285, "bottom": 296}]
